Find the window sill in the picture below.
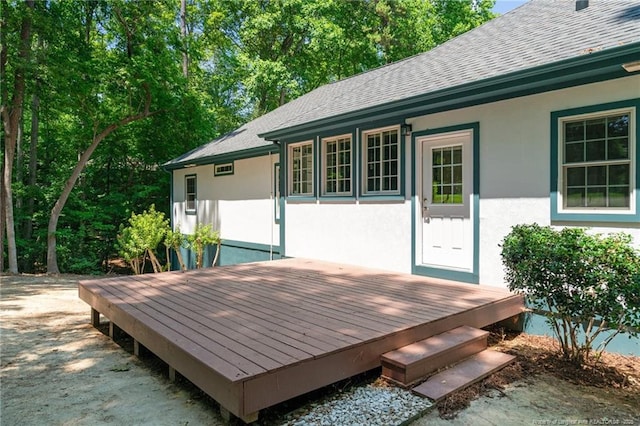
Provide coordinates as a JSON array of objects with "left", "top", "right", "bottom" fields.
[
  {"left": 286, "top": 196, "right": 317, "bottom": 203},
  {"left": 358, "top": 195, "right": 406, "bottom": 203},
  {"left": 551, "top": 210, "right": 639, "bottom": 223}
]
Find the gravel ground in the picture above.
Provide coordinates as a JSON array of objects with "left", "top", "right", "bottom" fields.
[{"left": 279, "top": 381, "right": 432, "bottom": 426}]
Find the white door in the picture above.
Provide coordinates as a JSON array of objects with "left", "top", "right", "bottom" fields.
[{"left": 418, "top": 131, "right": 474, "bottom": 272}]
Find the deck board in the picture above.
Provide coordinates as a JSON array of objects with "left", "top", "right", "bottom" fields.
[{"left": 79, "top": 258, "right": 524, "bottom": 421}]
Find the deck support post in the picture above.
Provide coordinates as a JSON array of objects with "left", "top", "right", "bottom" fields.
[
  {"left": 168, "top": 366, "right": 176, "bottom": 382},
  {"left": 108, "top": 322, "right": 122, "bottom": 340},
  {"left": 240, "top": 411, "right": 259, "bottom": 424},
  {"left": 219, "top": 406, "right": 231, "bottom": 423},
  {"left": 91, "top": 308, "right": 100, "bottom": 327},
  {"left": 133, "top": 340, "right": 147, "bottom": 358}
]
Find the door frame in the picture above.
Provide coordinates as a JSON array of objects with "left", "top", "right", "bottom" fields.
[{"left": 411, "top": 122, "right": 480, "bottom": 284}]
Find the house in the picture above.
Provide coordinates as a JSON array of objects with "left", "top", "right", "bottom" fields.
[{"left": 164, "top": 0, "right": 639, "bottom": 286}]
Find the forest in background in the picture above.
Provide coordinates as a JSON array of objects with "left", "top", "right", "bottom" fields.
[{"left": 1, "top": 0, "right": 496, "bottom": 275}]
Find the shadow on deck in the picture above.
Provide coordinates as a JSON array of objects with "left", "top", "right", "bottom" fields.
[{"left": 78, "top": 258, "right": 524, "bottom": 423}]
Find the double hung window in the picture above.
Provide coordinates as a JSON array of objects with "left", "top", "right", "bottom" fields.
[
  {"left": 560, "top": 109, "right": 633, "bottom": 209},
  {"left": 289, "top": 141, "right": 314, "bottom": 196},
  {"left": 185, "top": 175, "right": 197, "bottom": 213},
  {"left": 362, "top": 127, "right": 400, "bottom": 195},
  {"left": 323, "top": 135, "right": 352, "bottom": 196}
]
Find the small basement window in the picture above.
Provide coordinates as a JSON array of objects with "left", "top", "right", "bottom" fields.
[{"left": 214, "top": 162, "right": 234, "bottom": 176}]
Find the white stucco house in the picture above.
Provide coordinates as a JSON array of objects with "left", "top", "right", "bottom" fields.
[{"left": 164, "top": 0, "right": 640, "bottom": 288}]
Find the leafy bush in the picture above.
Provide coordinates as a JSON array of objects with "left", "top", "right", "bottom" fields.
[
  {"left": 164, "top": 226, "right": 187, "bottom": 271},
  {"left": 187, "top": 223, "right": 220, "bottom": 269},
  {"left": 116, "top": 205, "right": 169, "bottom": 274},
  {"left": 501, "top": 224, "right": 640, "bottom": 364}
]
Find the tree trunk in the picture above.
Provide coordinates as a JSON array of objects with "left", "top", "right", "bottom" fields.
[
  {"left": 0, "top": 170, "right": 5, "bottom": 273},
  {"left": 180, "top": 0, "right": 188, "bottom": 79},
  {"left": 15, "top": 117, "right": 23, "bottom": 209},
  {"left": 46, "top": 91, "right": 155, "bottom": 274},
  {"left": 24, "top": 91, "right": 38, "bottom": 240},
  {"left": 0, "top": 0, "right": 35, "bottom": 274}
]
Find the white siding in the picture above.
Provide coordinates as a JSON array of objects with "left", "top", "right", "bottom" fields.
[
  {"left": 172, "top": 154, "right": 280, "bottom": 247},
  {"left": 285, "top": 202, "right": 413, "bottom": 273},
  {"left": 409, "top": 75, "right": 640, "bottom": 287}
]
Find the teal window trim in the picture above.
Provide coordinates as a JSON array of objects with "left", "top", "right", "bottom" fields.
[
  {"left": 214, "top": 161, "right": 234, "bottom": 176},
  {"left": 185, "top": 174, "right": 197, "bottom": 215},
  {"left": 360, "top": 124, "right": 406, "bottom": 198},
  {"left": 410, "top": 122, "right": 480, "bottom": 284},
  {"left": 550, "top": 98, "right": 639, "bottom": 223},
  {"left": 274, "top": 162, "right": 280, "bottom": 224},
  {"left": 320, "top": 132, "right": 355, "bottom": 198},
  {"left": 287, "top": 140, "right": 315, "bottom": 198}
]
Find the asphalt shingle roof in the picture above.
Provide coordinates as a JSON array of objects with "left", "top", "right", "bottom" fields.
[{"left": 165, "top": 0, "right": 640, "bottom": 168}]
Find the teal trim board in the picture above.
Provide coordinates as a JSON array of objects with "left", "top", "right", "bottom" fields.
[
  {"left": 164, "top": 145, "right": 278, "bottom": 170},
  {"left": 411, "top": 122, "right": 480, "bottom": 284},
  {"left": 279, "top": 142, "right": 286, "bottom": 258},
  {"left": 550, "top": 98, "right": 640, "bottom": 223}
]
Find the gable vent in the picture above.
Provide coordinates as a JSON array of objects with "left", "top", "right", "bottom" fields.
[{"left": 576, "top": 0, "right": 589, "bottom": 11}]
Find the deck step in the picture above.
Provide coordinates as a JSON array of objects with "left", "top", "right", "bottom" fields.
[
  {"left": 381, "top": 325, "right": 488, "bottom": 386},
  {"left": 412, "top": 350, "right": 516, "bottom": 401}
]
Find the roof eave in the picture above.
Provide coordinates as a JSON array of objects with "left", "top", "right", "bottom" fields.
[
  {"left": 260, "top": 42, "right": 640, "bottom": 141},
  {"left": 162, "top": 144, "right": 279, "bottom": 171}
]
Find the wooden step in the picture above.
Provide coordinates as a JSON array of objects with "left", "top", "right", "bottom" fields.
[
  {"left": 381, "top": 325, "right": 488, "bottom": 386},
  {"left": 412, "top": 350, "right": 516, "bottom": 401}
]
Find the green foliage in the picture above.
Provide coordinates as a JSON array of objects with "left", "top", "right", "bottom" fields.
[
  {"left": 164, "top": 226, "right": 187, "bottom": 271},
  {"left": 187, "top": 223, "right": 220, "bottom": 269},
  {"left": 501, "top": 224, "right": 640, "bottom": 364},
  {"left": 116, "top": 205, "right": 169, "bottom": 274}
]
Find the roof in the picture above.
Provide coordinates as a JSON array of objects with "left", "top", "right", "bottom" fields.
[{"left": 165, "top": 0, "right": 640, "bottom": 169}]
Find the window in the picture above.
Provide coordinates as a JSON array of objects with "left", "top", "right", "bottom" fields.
[
  {"left": 323, "top": 135, "right": 352, "bottom": 196},
  {"left": 363, "top": 127, "right": 400, "bottom": 195},
  {"left": 552, "top": 99, "right": 638, "bottom": 222},
  {"left": 185, "top": 175, "right": 197, "bottom": 213},
  {"left": 289, "top": 141, "right": 314, "bottom": 196},
  {"left": 214, "top": 162, "right": 234, "bottom": 176},
  {"left": 561, "top": 109, "right": 632, "bottom": 209},
  {"left": 432, "top": 145, "right": 463, "bottom": 204}
]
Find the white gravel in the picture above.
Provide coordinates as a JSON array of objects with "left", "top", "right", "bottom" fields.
[{"left": 280, "top": 382, "right": 433, "bottom": 426}]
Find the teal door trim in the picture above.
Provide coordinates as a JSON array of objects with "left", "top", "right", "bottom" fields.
[{"left": 411, "top": 122, "right": 480, "bottom": 284}]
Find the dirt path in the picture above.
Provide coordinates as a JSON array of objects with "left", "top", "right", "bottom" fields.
[
  {"left": 1, "top": 275, "right": 223, "bottom": 426},
  {"left": 1, "top": 275, "right": 638, "bottom": 425}
]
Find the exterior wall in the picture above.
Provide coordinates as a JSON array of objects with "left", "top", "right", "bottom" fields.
[
  {"left": 172, "top": 154, "right": 280, "bottom": 255},
  {"left": 285, "top": 201, "right": 413, "bottom": 273},
  {"left": 408, "top": 75, "right": 640, "bottom": 287}
]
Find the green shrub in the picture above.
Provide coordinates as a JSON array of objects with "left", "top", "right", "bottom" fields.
[
  {"left": 501, "top": 224, "right": 640, "bottom": 364},
  {"left": 187, "top": 223, "right": 220, "bottom": 269},
  {"left": 116, "top": 205, "right": 169, "bottom": 274}
]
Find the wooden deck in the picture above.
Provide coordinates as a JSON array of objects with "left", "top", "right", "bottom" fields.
[{"left": 78, "top": 258, "right": 524, "bottom": 422}]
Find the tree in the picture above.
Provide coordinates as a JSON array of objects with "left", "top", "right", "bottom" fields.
[
  {"left": 42, "top": 0, "right": 186, "bottom": 274},
  {"left": 1, "top": 0, "right": 35, "bottom": 274}
]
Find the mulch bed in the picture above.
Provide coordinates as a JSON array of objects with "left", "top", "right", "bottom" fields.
[{"left": 435, "top": 326, "right": 640, "bottom": 419}]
